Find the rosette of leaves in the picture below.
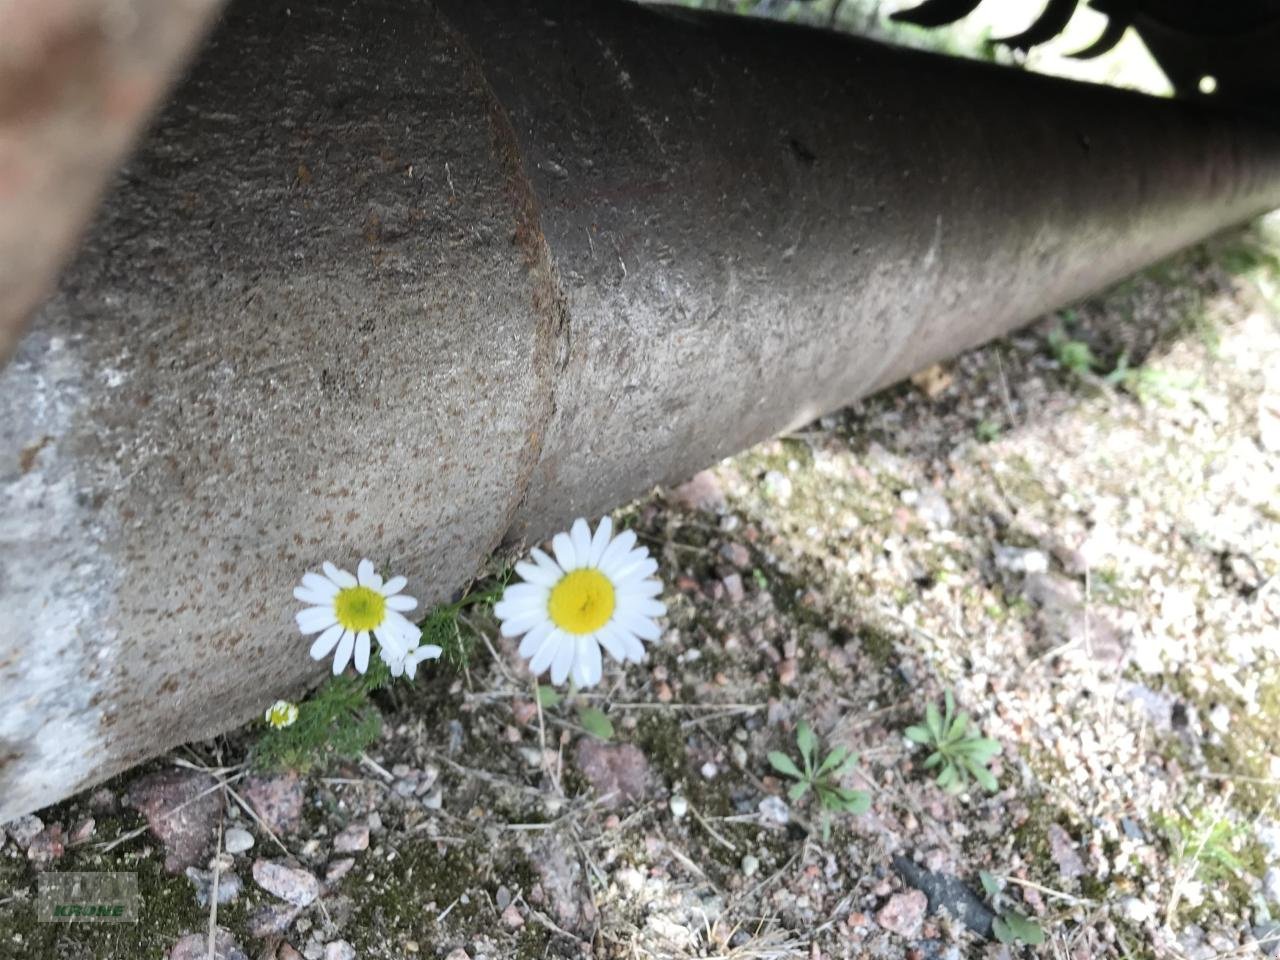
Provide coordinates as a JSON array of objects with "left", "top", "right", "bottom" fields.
[
  {"left": 768, "top": 721, "right": 870, "bottom": 840},
  {"left": 905, "top": 690, "right": 1000, "bottom": 794}
]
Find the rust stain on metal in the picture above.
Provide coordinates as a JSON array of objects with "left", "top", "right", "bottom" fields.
[
  {"left": 18, "top": 434, "right": 52, "bottom": 473},
  {"left": 436, "top": 12, "right": 570, "bottom": 553}
]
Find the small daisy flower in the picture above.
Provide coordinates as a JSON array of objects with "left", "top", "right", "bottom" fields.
[
  {"left": 495, "top": 516, "right": 665, "bottom": 687},
  {"left": 294, "top": 559, "right": 421, "bottom": 675},
  {"left": 264, "top": 700, "right": 299, "bottom": 728},
  {"left": 379, "top": 636, "right": 443, "bottom": 680}
]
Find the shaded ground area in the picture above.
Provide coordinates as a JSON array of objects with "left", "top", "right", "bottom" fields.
[{"left": 3, "top": 220, "right": 1279, "bottom": 959}]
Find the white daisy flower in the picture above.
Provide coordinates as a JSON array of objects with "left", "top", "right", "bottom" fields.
[
  {"left": 294, "top": 559, "right": 421, "bottom": 675},
  {"left": 495, "top": 516, "right": 666, "bottom": 687},
  {"left": 379, "top": 636, "right": 443, "bottom": 680},
  {"left": 264, "top": 700, "right": 299, "bottom": 728}
]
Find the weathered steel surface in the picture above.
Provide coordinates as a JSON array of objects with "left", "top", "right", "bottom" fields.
[{"left": 4, "top": 0, "right": 1280, "bottom": 819}]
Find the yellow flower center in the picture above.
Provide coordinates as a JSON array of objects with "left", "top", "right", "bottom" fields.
[
  {"left": 547, "top": 568, "right": 615, "bottom": 635},
  {"left": 266, "top": 701, "right": 298, "bottom": 729},
  {"left": 333, "top": 586, "right": 386, "bottom": 632}
]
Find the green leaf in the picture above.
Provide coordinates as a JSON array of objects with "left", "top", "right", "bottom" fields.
[
  {"left": 904, "top": 725, "right": 932, "bottom": 745},
  {"left": 978, "top": 870, "right": 1001, "bottom": 898},
  {"left": 922, "top": 752, "right": 944, "bottom": 770},
  {"left": 816, "top": 744, "right": 850, "bottom": 778},
  {"left": 943, "top": 689, "right": 955, "bottom": 726},
  {"left": 1005, "top": 912, "right": 1044, "bottom": 945},
  {"left": 768, "top": 751, "right": 804, "bottom": 780},
  {"left": 577, "top": 706, "right": 614, "bottom": 740},
  {"left": 796, "top": 721, "right": 817, "bottom": 774},
  {"left": 992, "top": 916, "right": 1014, "bottom": 944},
  {"left": 968, "top": 760, "right": 998, "bottom": 792},
  {"left": 925, "top": 702, "right": 943, "bottom": 740},
  {"left": 954, "top": 737, "right": 1001, "bottom": 762},
  {"left": 831, "top": 751, "right": 861, "bottom": 779},
  {"left": 936, "top": 764, "right": 958, "bottom": 791},
  {"left": 835, "top": 789, "right": 871, "bottom": 815},
  {"left": 948, "top": 710, "right": 970, "bottom": 743},
  {"left": 788, "top": 780, "right": 810, "bottom": 803},
  {"left": 536, "top": 685, "right": 562, "bottom": 709}
]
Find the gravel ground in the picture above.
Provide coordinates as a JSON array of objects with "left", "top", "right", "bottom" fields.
[{"left": 2, "top": 222, "right": 1279, "bottom": 960}]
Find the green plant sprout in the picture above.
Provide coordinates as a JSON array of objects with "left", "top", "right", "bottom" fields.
[
  {"left": 905, "top": 690, "right": 1000, "bottom": 794},
  {"left": 426, "top": 569, "right": 512, "bottom": 670},
  {"left": 537, "top": 684, "right": 615, "bottom": 740},
  {"left": 974, "top": 418, "right": 1002, "bottom": 443},
  {"left": 979, "top": 871, "right": 1045, "bottom": 946},
  {"left": 1048, "top": 324, "right": 1097, "bottom": 376},
  {"left": 1156, "top": 807, "right": 1250, "bottom": 885},
  {"left": 768, "top": 721, "right": 870, "bottom": 840},
  {"left": 1104, "top": 351, "right": 1196, "bottom": 405},
  {"left": 252, "top": 657, "right": 392, "bottom": 772},
  {"left": 258, "top": 569, "right": 511, "bottom": 771}
]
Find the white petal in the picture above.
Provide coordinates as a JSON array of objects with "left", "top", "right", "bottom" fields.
[
  {"left": 620, "top": 629, "right": 646, "bottom": 662},
  {"left": 302, "top": 572, "right": 339, "bottom": 598},
  {"left": 571, "top": 645, "right": 591, "bottom": 688},
  {"left": 380, "top": 575, "right": 407, "bottom": 596},
  {"left": 515, "top": 560, "right": 560, "bottom": 588},
  {"left": 494, "top": 596, "right": 544, "bottom": 623},
  {"left": 612, "top": 556, "right": 658, "bottom": 586},
  {"left": 323, "top": 561, "right": 357, "bottom": 588},
  {"left": 384, "top": 610, "right": 421, "bottom": 642},
  {"left": 595, "top": 623, "right": 627, "bottom": 663},
  {"left": 294, "top": 586, "right": 335, "bottom": 606},
  {"left": 354, "top": 631, "right": 371, "bottom": 673},
  {"left": 357, "top": 558, "right": 378, "bottom": 587},
  {"left": 587, "top": 516, "right": 614, "bottom": 567},
  {"left": 615, "top": 579, "right": 663, "bottom": 600},
  {"left": 597, "top": 529, "right": 637, "bottom": 572},
  {"left": 529, "top": 630, "right": 564, "bottom": 674},
  {"left": 530, "top": 548, "right": 563, "bottom": 577},
  {"left": 569, "top": 519, "right": 592, "bottom": 567},
  {"left": 296, "top": 606, "right": 338, "bottom": 635},
  {"left": 386, "top": 594, "right": 417, "bottom": 612},
  {"left": 579, "top": 635, "right": 602, "bottom": 687},
  {"left": 518, "top": 620, "right": 554, "bottom": 659},
  {"left": 411, "top": 644, "right": 443, "bottom": 663},
  {"left": 501, "top": 582, "right": 552, "bottom": 605},
  {"left": 332, "top": 631, "right": 356, "bottom": 674},
  {"left": 552, "top": 532, "right": 577, "bottom": 571},
  {"left": 616, "top": 597, "right": 663, "bottom": 620},
  {"left": 550, "top": 639, "right": 575, "bottom": 685},
  {"left": 375, "top": 625, "right": 405, "bottom": 659},
  {"left": 309, "top": 624, "right": 344, "bottom": 661},
  {"left": 499, "top": 608, "right": 546, "bottom": 638},
  {"left": 620, "top": 611, "right": 661, "bottom": 641}
]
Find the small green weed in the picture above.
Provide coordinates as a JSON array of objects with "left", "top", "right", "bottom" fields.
[
  {"left": 252, "top": 658, "right": 392, "bottom": 772},
  {"left": 768, "top": 720, "right": 870, "bottom": 840},
  {"left": 428, "top": 570, "right": 511, "bottom": 670},
  {"left": 1104, "top": 351, "right": 1196, "bottom": 405},
  {"left": 537, "top": 685, "right": 615, "bottom": 740},
  {"left": 905, "top": 690, "right": 1000, "bottom": 794},
  {"left": 1048, "top": 322, "right": 1097, "bottom": 376},
  {"left": 975, "top": 419, "right": 1002, "bottom": 443},
  {"left": 1157, "top": 807, "right": 1250, "bottom": 885},
  {"left": 979, "top": 871, "right": 1045, "bottom": 946},
  {"left": 255, "top": 570, "right": 510, "bottom": 772}
]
